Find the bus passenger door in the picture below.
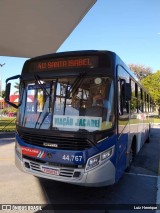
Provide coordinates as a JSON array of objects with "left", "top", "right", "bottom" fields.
[{"left": 116, "top": 67, "right": 131, "bottom": 181}]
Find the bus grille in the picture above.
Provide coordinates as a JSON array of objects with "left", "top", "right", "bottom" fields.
[
  {"left": 29, "top": 162, "right": 75, "bottom": 177},
  {"left": 19, "top": 132, "right": 92, "bottom": 150},
  {"left": 23, "top": 159, "right": 81, "bottom": 178}
]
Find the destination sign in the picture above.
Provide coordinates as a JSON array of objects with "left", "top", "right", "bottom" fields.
[
  {"left": 30, "top": 56, "right": 98, "bottom": 72},
  {"left": 53, "top": 115, "right": 102, "bottom": 131}
]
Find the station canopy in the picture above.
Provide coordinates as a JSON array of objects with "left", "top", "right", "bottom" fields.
[{"left": 0, "top": 0, "right": 96, "bottom": 58}]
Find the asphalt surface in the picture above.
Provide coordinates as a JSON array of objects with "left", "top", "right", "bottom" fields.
[
  {"left": 0, "top": 125, "right": 160, "bottom": 213},
  {"left": 39, "top": 125, "right": 160, "bottom": 213},
  {"left": 0, "top": 132, "right": 47, "bottom": 213}
]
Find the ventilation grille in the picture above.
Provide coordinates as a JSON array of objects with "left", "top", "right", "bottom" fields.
[
  {"left": 24, "top": 159, "right": 81, "bottom": 178},
  {"left": 19, "top": 131, "right": 92, "bottom": 150}
]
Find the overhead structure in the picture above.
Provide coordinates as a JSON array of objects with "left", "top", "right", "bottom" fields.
[{"left": 0, "top": 0, "right": 96, "bottom": 58}]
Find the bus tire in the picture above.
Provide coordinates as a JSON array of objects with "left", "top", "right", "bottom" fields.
[
  {"left": 126, "top": 139, "right": 136, "bottom": 172},
  {"left": 145, "top": 135, "right": 150, "bottom": 143},
  {"left": 145, "top": 124, "right": 151, "bottom": 143}
]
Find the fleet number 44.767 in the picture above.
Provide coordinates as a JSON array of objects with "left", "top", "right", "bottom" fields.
[{"left": 62, "top": 155, "right": 83, "bottom": 162}]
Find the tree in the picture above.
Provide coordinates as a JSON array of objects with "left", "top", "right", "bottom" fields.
[
  {"left": 141, "top": 70, "right": 160, "bottom": 115},
  {"left": 128, "top": 64, "right": 152, "bottom": 80}
]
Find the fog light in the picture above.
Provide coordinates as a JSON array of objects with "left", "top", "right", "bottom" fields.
[
  {"left": 25, "top": 162, "right": 30, "bottom": 169},
  {"left": 73, "top": 171, "right": 81, "bottom": 178}
]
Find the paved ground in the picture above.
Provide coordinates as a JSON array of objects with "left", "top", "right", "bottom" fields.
[
  {"left": 0, "top": 133, "right": 47, "bottom": 213},
  {"left": 0, "top": 125, "right": 160, "bottom": 213},
  {"left": 39, "top": 124, "right": 160, "bottom": 213}
]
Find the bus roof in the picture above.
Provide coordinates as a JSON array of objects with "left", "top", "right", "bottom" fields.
[{"left": 22, "top": 49, "right": 151, "bottom": 97}]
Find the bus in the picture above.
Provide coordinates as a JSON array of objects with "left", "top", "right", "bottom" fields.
[{"left": 5, "top": 50, "right": 153, "bottom": 187}]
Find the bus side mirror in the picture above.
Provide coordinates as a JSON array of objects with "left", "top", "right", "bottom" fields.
[
  {"left": 5, "top": 75, "right": 21, "bottom": 109},
  {"left": 5, "top": 83, "right": 11, "bottom": 102}
]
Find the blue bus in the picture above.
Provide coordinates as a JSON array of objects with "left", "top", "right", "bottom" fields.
[{"left": 5, "top": 50, "right": 153, "bottom": 186}]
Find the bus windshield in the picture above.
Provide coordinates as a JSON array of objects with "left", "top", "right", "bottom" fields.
[{"left": 18, "top": 76, "right": 114, "bottom": 132}]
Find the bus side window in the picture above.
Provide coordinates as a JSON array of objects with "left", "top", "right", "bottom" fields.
[
  {"left": 118, "top": 79, "right": 129, "bottom": 116},
  {"left": 137, "top": 86, "right": 143, "bottom": 113},
  {"left": 130, "top": 80, "right": 137, "bottom": 114}
]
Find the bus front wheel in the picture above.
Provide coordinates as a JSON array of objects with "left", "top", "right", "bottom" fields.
[{"left": 126, "top": 142, "right": 136, "bottom": 172}]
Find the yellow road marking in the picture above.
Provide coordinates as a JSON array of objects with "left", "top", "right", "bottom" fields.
[{"left": 0, "top": 158, "right": 14, "bottom": 161}]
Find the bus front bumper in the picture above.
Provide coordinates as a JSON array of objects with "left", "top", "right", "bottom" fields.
[{"left": 15, "top": 150, "right": 115, "bottom": 187}]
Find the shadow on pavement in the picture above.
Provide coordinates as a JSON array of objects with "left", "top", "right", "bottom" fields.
[
  {"left": 37, "top": 126, "right": 160, "bottom": 213},
  {"left": 0, "top": 132, "right": 15, "bottom": 146}
]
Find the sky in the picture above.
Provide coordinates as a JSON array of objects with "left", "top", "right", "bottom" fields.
[{"left": 0, "top": 0, "right": 160, "bottom": 91}]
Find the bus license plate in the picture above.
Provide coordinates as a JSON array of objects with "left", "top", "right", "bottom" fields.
[{"left": 41, "top": 167, "right": 59, "bottom": 176}]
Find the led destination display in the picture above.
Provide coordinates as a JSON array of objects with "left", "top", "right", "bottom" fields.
[{"left": 30, "top": 56, "right": 98, "bottom": 72}]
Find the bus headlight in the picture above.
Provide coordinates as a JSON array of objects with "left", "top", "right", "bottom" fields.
[
  {"left": 86, "top": 146, "right": 114, "bottom": 171},
  {"left": 101, "top": 148, "right": 113, "bottom": 161},
  {"left": 86, "top": 155, "right": 100, "bottom": 170}
]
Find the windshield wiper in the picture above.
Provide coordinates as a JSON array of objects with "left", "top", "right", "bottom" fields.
[
  {"left": 33, "top": 75, "right": 52, "bottom": 128},
  {"left": 63, "top": 73, "right": 86, "bottom": 115},
  {"left": 34, "top": 74, "right": 52, "bottom": 99},
  {"left": 66, "top": 73, "right": 86, "bottom": 98}
]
